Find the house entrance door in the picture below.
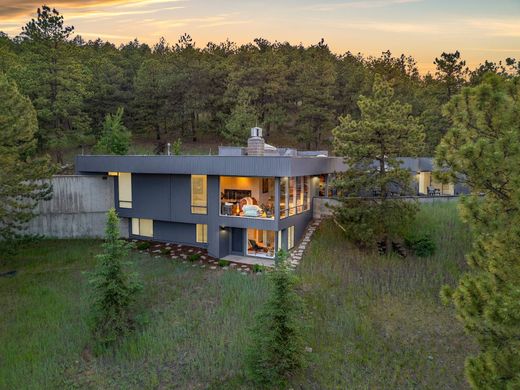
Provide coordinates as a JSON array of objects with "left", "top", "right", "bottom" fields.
[{"left": 231, "top": 228, "right": 243, "bottom": 254}]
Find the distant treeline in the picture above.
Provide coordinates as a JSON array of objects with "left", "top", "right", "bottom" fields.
[{"left": 1, "top": 6, "right": 519, "bottom": 162}]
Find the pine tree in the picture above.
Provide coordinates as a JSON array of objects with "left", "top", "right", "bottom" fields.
[
  {"left": 222, "top": 92, "right": 257, "bottom": 145},
  {"left": 94, "top": 107, "right": 131, "bottom": 155},
  {"left": 246, "top": 250, "right": 305, "bottom": 388},
  {"left": 88, "top": 209, "right": 142, "bottom": 349},
  {"left": 434, "top": 51, "right": 468, "bottom": 100},
  {"left": 437, "top": 74, "right": 520, "bottom": 389},
  {"left": 332, "top": 74, "right": 425, "bottom": 249},
  {"left": 0, "top": 74, "right": 54, "bottom": 246},
  {"left": 16, "top": 6, "right": 91, "bottom": 163}
]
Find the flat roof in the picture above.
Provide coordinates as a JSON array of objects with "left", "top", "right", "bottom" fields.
[{"left": 75, "top": 155, "right": 346, "bottom": 177}]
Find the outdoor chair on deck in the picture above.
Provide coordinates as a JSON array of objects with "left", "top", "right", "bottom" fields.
[
  {"left": 248, "top": 239, "right": 266, "bottom": 254},
  {"left": 427, "top": 186, "right": 441, "bottom": 196}
]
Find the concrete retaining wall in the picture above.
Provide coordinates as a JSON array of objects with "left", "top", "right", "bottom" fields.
[
  {"left": 313, "top": 196, "right": 460, "bottom": 219},
  {"left": 26, "top": 175, "right": 128, "bottom": 238}
]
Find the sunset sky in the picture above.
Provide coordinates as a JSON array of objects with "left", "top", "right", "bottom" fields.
[{"left": 1, "top": 0, "right": 519, "bottom": 73}]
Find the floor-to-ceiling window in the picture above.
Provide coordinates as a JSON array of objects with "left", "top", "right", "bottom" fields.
[
  {"left": 219, "top": 176, "right": 275, "bottom": 219},
  {"left": 279, "top": 176, "right": 312, "bottom": 218},
  {"left": 289, "top": 177, "right": 296, "bottom": 216},
  {"left": 280, "top": 177, "right": 288, "bottom": 219},
  {"left": 247, "top": 229, "right": 276, "bottom": 258}
]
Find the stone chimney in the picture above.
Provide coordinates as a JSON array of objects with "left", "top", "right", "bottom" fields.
[{"left": 247, "top": 127, "right": 265, "bottom": 156}]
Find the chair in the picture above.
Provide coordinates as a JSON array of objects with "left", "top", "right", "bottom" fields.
[{"left": 248, "top": 239, "right": 266, "bottom": 254}]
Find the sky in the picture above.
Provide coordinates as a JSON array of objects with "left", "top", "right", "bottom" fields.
[{"left": 1, "top": 0, "right": 519, "bottom": 73}]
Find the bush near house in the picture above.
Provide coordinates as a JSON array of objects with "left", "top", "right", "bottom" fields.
[
  {"left": 136, "top": 241, "right": 151, "bottom": 250},
  {"left": 187, "top": 253, "right": 201, "bottom": 262},
  {"left": 218, "top": 259, "right": 231, "bottom": 267},
  {"left": 404, "top": 233, "right": 436, "bottom": 257}
]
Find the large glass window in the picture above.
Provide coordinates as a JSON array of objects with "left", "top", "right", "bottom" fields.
[
  {"left": 280, "top": 177, "right": 288, "bottom": 219},
  {"left": 191, "top": 175, "right": 207, "bottom": 214},
  {"left": 132, "top": 218, "right": 153, "bottom": 237},
  {"left": 289, "top": 177, "right": 296, "bottom": 216},
  {"left": 118, "top": 172, "right": 132, "bottom": 208},
  {"left": 296, "top": 177, "right": 303, "bottom": 213},
  {"left": 196, "top": 224, "right": 208, "bottom": 243},
  {"left": 219, "top": 176, "right": 274, "bottom": 219},
  {"left": 247, "top": 229, "right": 275, "bottom": 258},
  {"left": 288, "top": 226, "right": 295, "bottom": 249},
  {"left": 303, "top": 176, "right": 310, "bottom": 211},
  {"left": 279, "top": 176, "right": 311, "bottom": 217}
]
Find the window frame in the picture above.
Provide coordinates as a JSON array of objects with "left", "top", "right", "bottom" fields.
[
  {"left": 118, "top": 172, "right": 132, "bottom": 209},
  {"left": 131, "top": 218, "right": 153, "bottom": 238},
  {"left": 191, "top": 175, "right": 208, "bottom": 214},
  {"left": 196, "top": 224, "right": 208, "bottom": 243}
]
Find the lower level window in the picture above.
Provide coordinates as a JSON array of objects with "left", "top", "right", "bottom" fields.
[
  {"left": 196, "top": 224, "right": 208, "bottom": 243},
  {"left": 132, "top": 218, "right": 153, "bottom": 238},
  {"left": 288, "top": 226, "right": 295, "bottom": 249}
]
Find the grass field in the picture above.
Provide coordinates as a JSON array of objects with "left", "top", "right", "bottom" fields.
[{"left": 0, "top": 202, "right": 474, "bottom": 389}]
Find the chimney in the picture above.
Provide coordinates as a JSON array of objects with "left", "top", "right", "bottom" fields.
[{"left": 247, "top": 127, "right": 265, "bottom": 156}]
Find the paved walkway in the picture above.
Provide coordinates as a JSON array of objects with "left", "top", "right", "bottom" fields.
[
  {"left": 288, "top": 219, "right": 322, "bottom": 269},
  {"left": 221, "top": 254, "right": 275, "bottom": 267}
]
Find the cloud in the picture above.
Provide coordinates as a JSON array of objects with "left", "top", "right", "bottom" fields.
[
  {"left": 305, "top": 0, "right": 422, "bottom": 12},
  {"left": 328, "top": 20, "right": 441, "bottom": 34},
  {"left": 465, "top": 18, "right": 520, "bottom": 37},
  {"left": 0, "top": 0, "right": 185, "bottom": 20},
  {"left": 139, "top": 13, "right": 249, "bottom": 29}
]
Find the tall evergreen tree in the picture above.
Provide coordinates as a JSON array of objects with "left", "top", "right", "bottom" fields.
[
  {"left": 88, "top": 208, "right": 142, "bottom": 349},
  {"left": 434, "top": 51, "right": 468, "bottom": 100},
  {"left": 332, "top": 74, "right": 425, "bottom": 249},
  {"left": 295, "top": 40, "right": 337, "bottom": 149},
  {"left": 16, "top": 6, "right": 91, "bottom": 163},
  {"left": 246, "top": 250, "right": 305, "bottom": 388},
  {"left": 437, "top": 74, "right": 520, "bottom": 389},
  {"left": 0, "top": 74, "right": 54, "bottom": 245}
]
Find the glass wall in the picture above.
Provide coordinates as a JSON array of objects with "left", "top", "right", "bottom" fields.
[
  {"left": 247, "top": 229, "right": 276, "bottom": 258},
  {"left": 289, "top": 177, "right": 296, "bottom": 216},
  {"left": 219, "top": 176, "right": 275, "bottom": 219},
  {"left": 280, "top": 177, "right": 288, "bottom": 219},
  {"left": 279, "top": 176, "right": 311, "bottom": 218}
]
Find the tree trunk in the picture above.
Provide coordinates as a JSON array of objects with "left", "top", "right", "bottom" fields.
[{"left": 191, "top": 111, "right": 197, "bottom": 142}]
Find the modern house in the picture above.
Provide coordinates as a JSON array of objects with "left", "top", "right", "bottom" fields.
[
  {"left": 400, "top": 157, "right": 469, "bottom": 196},
  {"left": 76, "top": 128, "right": 345, "bottom": 261}
]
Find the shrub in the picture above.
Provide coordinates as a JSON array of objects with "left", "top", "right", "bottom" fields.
[
  {"left": 136, "top": 241, "right": 150, "bottom": 250},
  {"left": 160, "top": 247, "right": 171, "bottom": 255},
  {"left": 252, "top": 264, "right": 266, "bottom": 273},
  {"left": 404, "top": 233, "right": 436, "bottom": 257},
  {"left": 187, "top": 253, "right": 201, "bottom": 262},
  {"left": 218, "top": 259, "right": 231, "bottom": 267},
  {"left": 246, "top": 250, "right": 305, "bottom": 387}
]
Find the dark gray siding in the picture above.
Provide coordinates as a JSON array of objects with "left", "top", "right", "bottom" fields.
[
  {"left": 152, "top": 221, "right": 203, "bottom": 248},
  {"left": 132, "top": 174, "right": 171, "bottom": 220},
  {"left": 218, "top": 228, "right": 231, "bottom": 258},
  {"left": 76, "top": 155, "right": 345, "bottom": 177},
  {"left": 278, "top": 209, "right": 313, "bottom": 245}
]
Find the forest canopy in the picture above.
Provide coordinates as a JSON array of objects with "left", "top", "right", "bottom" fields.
[{"left": 1, "top": 6, "right": 519, "bottom": 164}]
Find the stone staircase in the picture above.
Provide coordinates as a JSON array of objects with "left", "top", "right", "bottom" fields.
[{"left": 288, "top": 219, "right": 322, "bottom": 268}]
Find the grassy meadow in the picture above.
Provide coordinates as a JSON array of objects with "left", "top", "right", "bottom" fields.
[{"left": 0, "top": 202, "right": 475, "bottom": 389}]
